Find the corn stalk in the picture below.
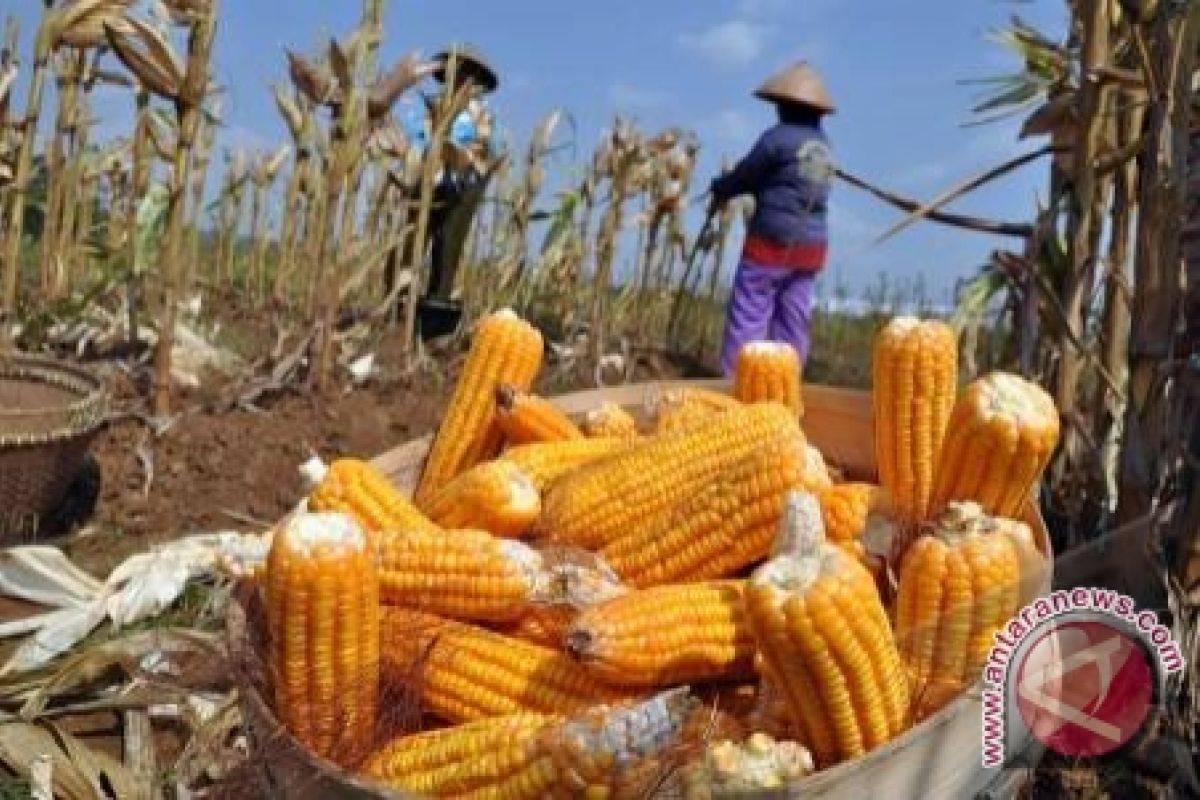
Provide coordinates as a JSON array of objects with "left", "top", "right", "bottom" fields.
[{"left": 1, "top": 0, "right": 54, "bottom": 317}]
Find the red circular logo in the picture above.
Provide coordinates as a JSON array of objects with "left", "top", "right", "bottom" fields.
[{"left": 1014, "top": 619, "right": 1154, "bottom": 758}]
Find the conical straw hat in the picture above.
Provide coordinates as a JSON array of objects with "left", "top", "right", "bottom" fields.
[
  {"left": 753, "top": 61, "right": 835, "bottom": 113},
  {"left": 432, "top": 44, "right": 499, "bottom": 93}
]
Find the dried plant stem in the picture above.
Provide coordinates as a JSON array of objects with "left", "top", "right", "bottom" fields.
[
  {"left": 40, "top": 50, "right": 86, "bottom": 300},
  {"left": 247, "top": 171, "right": 267, "bottom": 305},
  {"left": 0, "top": 2, "right": 53, "bottom": 315},
  {"left": 152, "top": 1, "right": 219, "bottom": 416},
  {"left": 274, "top": 151, "right": 307, "bottom": 302},
  {"left": 126, "top": 91, "right": 151, "bottom": 345}
]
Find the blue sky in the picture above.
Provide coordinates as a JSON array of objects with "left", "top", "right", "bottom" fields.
[{"left": 10, "top": 0, "right": 1067, "bottom": 300}]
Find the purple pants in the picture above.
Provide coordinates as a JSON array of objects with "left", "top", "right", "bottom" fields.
[{"left": 720, "top": 260, "right": 817, "bottom": 377}]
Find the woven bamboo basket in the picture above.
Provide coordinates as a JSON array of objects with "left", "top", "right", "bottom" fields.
[
  {"left": 0, "top": 353, "right": 107, "bottom": 544},
  {"left": 229, "top": 381, "right": 1053, "bottom": 799}
]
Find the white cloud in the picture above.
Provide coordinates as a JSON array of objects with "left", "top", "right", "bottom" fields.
[
  {"left": 607, "top": 82, "right": 669, "bottom": 111},
  {"left": 676, "top": 20, "right": 770, "bottom": 68}
]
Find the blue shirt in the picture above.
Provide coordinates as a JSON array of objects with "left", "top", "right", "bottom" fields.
[
  {"left": 400, "top": 99, "right": 484, "bottom": 154},
  {"left": 710, "top": 121, "right": 832, "bottom": 247}
]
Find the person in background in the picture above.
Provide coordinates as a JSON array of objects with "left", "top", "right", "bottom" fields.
[
  {"left": 399, "top": 43, "right": 498, "bottom": 304},
  {"left": 707, "top": 61, "right": 836, "bottom": 376}
]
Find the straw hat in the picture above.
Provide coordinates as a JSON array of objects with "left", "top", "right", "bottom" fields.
[
  {"left": 753, "top": 61, "right": 835, "bottom": 113},
  {"left": 432, "top": 44, "right": 499, "bottom": 93}
]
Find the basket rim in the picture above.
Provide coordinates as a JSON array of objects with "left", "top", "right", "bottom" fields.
[{"left": 0, "top": 353, "right": 108, "bottom": 447}]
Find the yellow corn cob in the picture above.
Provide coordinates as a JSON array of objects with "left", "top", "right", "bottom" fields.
[
  {"left": 818, "top": 483, "right": 885, "bottom": 543},
  {"left": 648, "top": 386, "right": 742, "bottom": 434},
  {"left": 265, "top": 512, "right": 379, "bottom": 767},
  {"left": 745, "top": 491, "right": 911, "bottom": 768},
  {"left": 679, "top": 732, "right": 815, "bottom": 800},
  {"left": 377, "top": 528, "right": 545, "bottom": 621},
  {"left": 497, "top": 561, "right": 628, "bottom": 647},
  {"left": 539, "top": 403, "right": 810, "bottom": 586},
  {"left": 496, "top": 383, "right": 584, "bottom": 445},
  {"left": 930, "top": 372, "right": 1060, "bottom": 519},
  {"left": 565, "top": 580, "right": 756, "bottom": 687},
  {"left": 362, "top": 713, "right": 559, "bottom": 798},
  {"left": 416, "top": 309, "right": 544, "bottom": 507},
  {"left": 500, "top": 437, "right": 635, "bottom": 493},
  {"left": 364, "top": 691, "right": 696, "bottom": 799},
  {"left": 381, "top": 608, "right": 630, "bottom": 722},
  {"left": 733, "top": 341, "right": 803, "bottom": 418},
  {"left": 306, "top": 457, "right": 439, "bottom": 538},
  {"left": 539, "top": 688, "right": 697, "bottom": 799},
  {"left": 872, "top": 317, "right": 958, "bottom": 528},
  {"left": 581, "top": 401, "right": 639, "bottom": 439},
  {"left": 895, "top": 501, "right": 1022, "bottom": 718},
  {"left": 421, "top": 459, "right": 541, "bottom": 538}
]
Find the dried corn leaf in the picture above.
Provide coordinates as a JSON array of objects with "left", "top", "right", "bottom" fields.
[
  {"left": 0, "top": 64, "right": 16, "bottom": 106},
  {"left": 0, "top": 722, "right": 140, "bottom": 800},
  {"left": 52, "top": 0, "right": 134, "bottom": 49},
  {"left": 272, "top": 83, "right": 304, "bottom": 140},
  {"left": 285, "top": 49, "right": 334, "bottom": 107},
  {"left": 327, "top": 37, "right": 352, "bottom": 89},
  {"left": 261, "top": 143, "right": 292, "bottom": 182},
  {"left": 368, "top": 52, "right": 429, "bottom": 120},
  {"left": 18, "top": 628, "right": 220, "bottom": 719},
  {"left": 0, "top": 547, "right": 103, "bottom": 608},
  {"left": 1, "top": 605, "right": 106, "bottom": 677},
  {"left": 104, "top": 16, "right": 183, "bottom": 99}
]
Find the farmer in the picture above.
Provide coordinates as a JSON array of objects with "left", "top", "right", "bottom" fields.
[
  {"left": 393, "top": 44, "right": 498, "bottom": 307},
  {"left": 707, "top": 61, "right": 836, "bottom": 376}
]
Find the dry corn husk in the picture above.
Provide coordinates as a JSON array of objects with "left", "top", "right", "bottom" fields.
[
  {"left": 368, "top": 51, "right": 429, "bottom": 121},
  {"left": 272, "top": 83, "right": 305, "bottom": 141},
  {"left": 285, "top": 49, "right": 336, "bottom": 107},
  {"left": 103, "top": 15, "right": 184, "bottom": 99},
  {"left": 50, "top": 0, "right": 135, "bottom": 50}
]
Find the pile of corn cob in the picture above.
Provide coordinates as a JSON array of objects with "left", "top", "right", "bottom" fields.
[{"left": 258, "top": 309, "right": 1059, "bottom": 798}]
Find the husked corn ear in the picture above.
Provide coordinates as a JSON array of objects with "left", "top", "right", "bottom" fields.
[
  {"left": 746, "top": 491, "right": 910, "bottom": 767},
  {"left": 566, "top": 581, "right": 756, "bottom": 687},
  {"left": 266, "top": 512, "right": 379, "bottom": 767},
  {"left": 422, "top": 459, "right": 541, "bottom": 538},
  {"left": 648, "top": 386, "right": 742, "bottom": 434},
  {"left": 362, "top": 713, "right": 559, "bottom": 798},
  {"left": 306, "top": 457, "right": 439, "bottom": 538},
  {"left": 381, "top": 607, "right": 629, "bottom": 722},
  {"left": 734, "top": 341, "right": 803, "bottom": 418},
  {"left": 581, "top": 401, "right": 639, "bottom": 439},
  {"left": 416, "top": 309, "right": 544, "bottom": 506},
  {"left": 895, "top": 502, "right": 1022, "bottom": 717},
  {"left": 930, "top": 372, "right": 1060, "bottom": 519},
  {"left": 498, "top": 561, "right": 628, "bottom": 647},
  {"left": 501, "top": 437, "right": 634, "bottom": 493},
  {"left": 539, "top": 688, "right": 696, "bottom": 799},
  {"left": 873, "top": 317, "right": 958, "bottom": 527},
  {"left": 496, "top": 383, "right": 584, "bottom": 445},
  {"left": 679, "top": 732, "right": 815, "bottom": 800},
  {"left": 539, "top": 403, "right": 807, "bottom": 576},
  {"left": 377, "top": 528, "right": 545, "bottom": 621},
  {"left": 818, "top": 483, "right": 885, "bottom": 544}
]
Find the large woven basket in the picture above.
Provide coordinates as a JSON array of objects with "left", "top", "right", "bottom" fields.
[
  {"left": 0, "top": 353, "right": 107, "bottom": 544},
  {"left": 229, "top": 381, "right": 1052, "bottom": 800}
]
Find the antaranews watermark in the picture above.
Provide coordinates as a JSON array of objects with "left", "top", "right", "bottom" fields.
[{"left": 981, "top": 587, "right": 1185, "bottom": 768}]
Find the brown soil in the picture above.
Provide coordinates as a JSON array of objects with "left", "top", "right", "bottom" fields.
[{"left": 69, "top": 373, "right": 452, "bottom": 575}]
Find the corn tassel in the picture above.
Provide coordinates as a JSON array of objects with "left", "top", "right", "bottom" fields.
[
  {"left": 381, "top": 608, "right": 630, "bottom": 722},
  {"left": 930, "top": 372, "right": 1060, "bottom": 519},
  {"left": 895, "top": 502, "right": 1022, "bottom": 717},
  {"left": 362, "top": 713, "right": 558, "bottom": 798},
  {"left": 265, "top": 512, "right": 379, "bottom": 766},
  {"left": 377, "top": 528, "right": 545, "bottom": 621},
  {"left": 421, "top": 459, "right": 541, "bottom": 538},
  {"left": 416, "top": 309, "right": 544, "bottom": 506},
  {"left": 733, "top": 341, "right": 803, "bottom": 418},
  {"left": 745, "top": 491, "right": 911, "bottom": 767},
  {"left": 305, "top": 457, "right": 439, "bottom": 538},
  {"left": 501, "top": 437, "right": 633, "bottom": 492},
  {"left": 496, "top": 383, "right": 584, "bottom": 444},
  {"left": 581, "top": 401, "right": 639, "bottom": 439},
  {"left": 539, "top": 403, "right": 811, "bottom": 586},
  {"left": 872, "top": 317, "right": 958, "bottom": 528},
  {"left": 566, "top": 580, "right": 756, "bottom": 687}
]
